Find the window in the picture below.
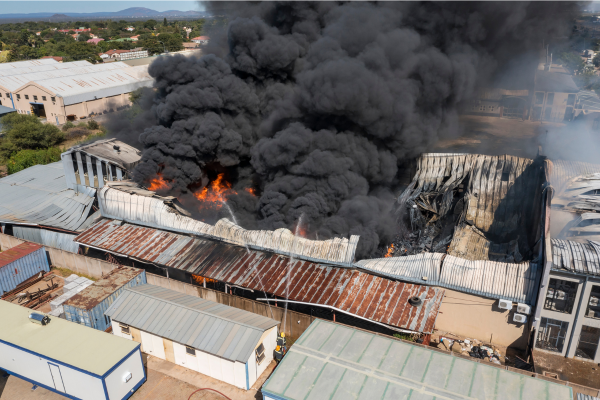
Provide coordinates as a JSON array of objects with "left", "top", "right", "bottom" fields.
[
  {"left": 185, "top": 346, "right": 196, "bottom": 356},
  {"left": 104, "top": 315, "right": 110, "bottom": 326},
  {"left": 535, "top": 92, "right": 545, "bottom": 105},
  {"left": 587, "top": 285, "right": 600, "bottom": 319},
  {"left": 567, "top": 94, "right": 576, "bottom": 106},
  {"left": 546, "top": 93, "right": 554, "bottom": 106},
  {"left": 42, "top": 96, "right": 47, "bottom": 101},
  {"left": 575, "top": 326, "right": 600, "bottom": 360},
  {"left": 51, "top": 97, "right": 56, "bottom": 102},
  {"left": 33, "top": 95, "right": 38, "bottom": 101},
  {"left": 544, "top": 279, "right": 578, "bottom": 314},
  {"left": 119, "top": 324, "right": 130, "bottom": 335},
  {"left": 536, "top": 318, "right": 569, "bottom": 353},
  {"left": 256, "top": 342, "right": 265, "bottom": 365},
  {"left": 16, "top": 94, "right": 20, "bottom": 100},
  {"left": 24, "top": 95, "right": 29, "bottom": 100}
]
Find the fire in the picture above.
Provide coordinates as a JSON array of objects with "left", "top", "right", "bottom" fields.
[
  {"left": 147, "top": 173, "right": 171, "bottom": 191},
  {"left": 193, "top": 173, "right": 234, "bottom": 209},
  {"left": 384, "top": 244, "right": 395, "bottom": 258},
  {"left": 192, "top": 274, "right": 217, "bottom": 285},
  {"left": 245, "top": 187, "right": 256, "bottom": 196}
]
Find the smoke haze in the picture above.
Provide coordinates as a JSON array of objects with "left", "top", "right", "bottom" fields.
[{"left": 107, "top": 2, "right": 578, "bottom": 259}]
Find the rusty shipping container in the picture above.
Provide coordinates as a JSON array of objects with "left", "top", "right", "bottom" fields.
[{"left": 0, "top": 242, "right": 49, "bottom": 295}]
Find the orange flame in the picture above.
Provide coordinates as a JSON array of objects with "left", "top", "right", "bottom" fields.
[
  {"left": 193, "top": 173, "right": 234, "bottom": 209},
  {"left": 245, "top": 187, "right": 256, "bottom": 196},
  {"left": 384, "top": 244, "right": 395, "bottom": 258},
  {"left": 147, "top": 173, "right": 171, "bottom": 191},
  {"left": 192, "top": 274, "right": 217, "bottom": 285}
]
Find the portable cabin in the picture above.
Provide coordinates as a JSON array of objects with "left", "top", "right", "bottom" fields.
[
  {"left": 63, "top": 267, "right": 146, "bottom": 331},
  {"left": 261, "top": 319, "right": 573, "bottom": 400},
  {"left": 0, "top": 300, "right": 145, "bottom": 400},
  {"left": 106, "top": 284, "right": 279, "bottom": 390},
  {"left": 0, "top": 242, "right": 49, "bottom": 295}
]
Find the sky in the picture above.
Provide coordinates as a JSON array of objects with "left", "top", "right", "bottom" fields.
[{"left": 0, "top": 1, "right": 204, "bottom": 14}]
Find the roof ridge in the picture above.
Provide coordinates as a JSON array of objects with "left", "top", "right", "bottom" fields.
[{"left": 125, "top": 286, "right": 275, "bottom": 331}]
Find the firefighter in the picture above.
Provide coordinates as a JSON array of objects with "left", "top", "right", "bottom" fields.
[
  {"left": 274, "top": 345, "right": 284, "bottom": 363},
  {"left": 277, "top": 332, "right": 287, "bottom": 354}
]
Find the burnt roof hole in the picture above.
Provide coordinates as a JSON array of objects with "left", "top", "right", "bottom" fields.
[{"left": 408, "top": 296, "right": 422, "bottom": 307}]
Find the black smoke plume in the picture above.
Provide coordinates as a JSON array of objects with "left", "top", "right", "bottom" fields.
[{"left": 108, "top": 2, "right": 578, "bottom": 259}]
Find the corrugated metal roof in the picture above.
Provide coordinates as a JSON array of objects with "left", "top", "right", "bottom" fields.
[
  {"left": 261, "top": 319, "right": 573, "bottom": 400},
  {"left": 19, "top": 65, "right": 153, "bottom": 106},
  {"left": 105, "top": 284, "right": 279, "bottom": 362},
  {"left": 440, "top": 255, "right": 539, "bottom": 304},
  {"left": 0, "top": 162, "right": 96, "bottom": 232},
  {"left": 0, "top": 242, "right": 42, "bottom": 269},
  {"left": 98, "top": 183, "right": 359, "bottom": 266},
  {"left": 76, "top": 219, "right": 444, "bottom": 333},
  {"left": 63, "top": 138, "right": 141, "bottom": 170},
  {"left": 356, "top": 253, "right": 540, "bottom": 304},
  {"left": 0, "top": 62, "right": 130, "bottom": 92},
  {"left": 549, "top": 159, "right": 600, "bottom": 195},
  {"left": 0, "top": 104, "right": 16, "bottom": 115},
  {"left": 0, "top": 298, "right": 138, "bottom": 376},
  {"left": 577, "top": 394, "right": 600, "bottom": 400},
  {"left": 64, "top": 266, "right": 144, "bottom": 309},
  {"left": 12, "top": 226, "right": 79, "bottom": 253},
  {"left": 552, "top": 238, "right": 600, "bottom": 276},
  {"left": 0, "top": 58, "right": 58, "bottom": 73}
]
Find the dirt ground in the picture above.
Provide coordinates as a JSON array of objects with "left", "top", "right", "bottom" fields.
[
  {"left": 533, "top": 349, "right": 600, "bottom": 389},
  {"left": 432, "top": 115, "right": 566, "bottom": 158}
]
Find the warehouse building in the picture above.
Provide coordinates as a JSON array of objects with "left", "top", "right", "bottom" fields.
[
  {"left": 61, "top": 138, "right": 142, "bottom": 190},
  {"left": 261, "top": 319, "right": 573, "bottom": 400},
  {"left": 106, "top": 284, "right": 279, "bottom": 390},
  {"left": 11, "top": 65, "right": 152, "bottom": 124},
  {"left": 63, "top": 266, "right": 146, "bottom": 331},
  {"left": 0, "top": 58, "right": 59, "bottom": 73},
  {"left": 0, "top": 62, "right": 130, "bottom": 113},
  {"left": 0, "top": 300, "right": 145, "bottom": 400},
  {"left": 0, "top": 242, "right": 49, "bottom": 295}
]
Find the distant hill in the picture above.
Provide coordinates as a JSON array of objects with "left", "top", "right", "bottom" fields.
[{"left": 0, "top": 7, "right": 209, "bottom": 21}]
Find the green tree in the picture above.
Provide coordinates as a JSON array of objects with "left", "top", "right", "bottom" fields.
[
  {"left": 559, "top": 51, "right": 585, "bottom": 74},
  {"left": 0, "top": 113, "right": 64, "bottom": 161},
  {"left": 62, "top": 41, "right": 101, "bottom": 63},
  {"left": 144, "top": 19, "right": 157, "bottom": 30},
  {"left": 163, "top": 17, "right": 167, "bottom": 26},
  {"left": 6, "top": 147, "right": 62, "bottom": 174}
]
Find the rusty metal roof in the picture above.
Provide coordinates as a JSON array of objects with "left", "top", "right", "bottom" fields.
[
  {"left": 63, "top": 266, "right": 144, "bottom": 310},
  {"left": 75, "top": 219, "right": 444, "bottom": 333},
  {"left": 0, "top": 242, "right": 43, "bottom": 269}
]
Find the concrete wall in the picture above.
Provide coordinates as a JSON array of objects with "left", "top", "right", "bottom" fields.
[
  {"left": 531, "top": 91, "right": 575, "bottom": 122},
  {"left": 435, "top": 288, "right": 530, "bottom": 349},
  {"left": 10, "top": 84, "right": 65, "bottom": 123}
]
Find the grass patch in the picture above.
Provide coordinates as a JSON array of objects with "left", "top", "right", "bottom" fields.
[
  {"left": 73, "top": 131, "right": 107, "bottom": 146},
  {"left": 51, "top": 266, "right": 97, "bottom": 281},
  {"left": 393, "top": 332, "right": 417, "bottom": 342}
]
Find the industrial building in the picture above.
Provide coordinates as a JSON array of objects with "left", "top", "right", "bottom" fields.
[
  {"left": 11, "top": 65, "right": 152, "bottom": 124},
  {"left": 63, "top": 266, "right": 146, "bottom": 331},
  {"left": 0, "top": 61, "right": 130, "bottom": 113},
  {"left": 0, "top": 300, "right": 145, "bottom": 400},
  {"left": 533, "top": 160, "right": 600, "bottom": 363},
  {"left": 0, "top": 58, "right": 59, "bottom": 73},
  {"left": 0, "top": 242, "right": 49, "bottom": 294},
  {"left": 61, "top": 139, "right": 142, "bottom": 190},
  {"left": 261, "top": 319, "right": 573, "bottom": 400},
  {"left": 106, "top": 284, "right": 279, "bottom": 390},
  {"left": 531, "top": 64, "right": 579, "bottom": 122},
  {"left": 0, "top": 139, "right": 139, "bottom": 252}
]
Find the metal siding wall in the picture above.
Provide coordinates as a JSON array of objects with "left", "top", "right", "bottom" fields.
[
  {"left": 72, "top": 271, "right": 147, "bottom": 331},
  {"left": 0, "top": 247, "right": 50, "bottom": 294},
  {"left": 12, "top": 227, "right": 79, "bottom": 253}
]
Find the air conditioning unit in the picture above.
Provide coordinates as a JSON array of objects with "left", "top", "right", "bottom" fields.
[
  {"left": 498, "top": 299, "right": 513, "bottom": 310},
  {"left": 517, "top": 303, "right": 531, "bottom": 315},
  {"left": 513, "top": 313, "right": 527, "bottom": 324}
]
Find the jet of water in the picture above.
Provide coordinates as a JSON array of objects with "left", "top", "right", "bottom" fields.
[{"left": 282, "top": 213, "right": 304, "bottom": 332}]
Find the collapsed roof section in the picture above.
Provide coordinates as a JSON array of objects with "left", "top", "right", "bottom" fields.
[
  {"left": 552, "top": 238, "right": 600, "bottom": 276},
  {"left": 397, "top": 153, "right": 545, "bottom": 263},
  {"left": 97, "top": 181, "right": 359, "bottom": 266}
]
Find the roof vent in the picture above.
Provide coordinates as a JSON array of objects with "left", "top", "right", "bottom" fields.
[
  {"left": 113, "top": 145, "right": 121, "bottom": 152},
  {"left": 29, "top": 313, "right": 50, "bottom": 326},
  {"left": 408, "top": 296, "right": 422, "bottom": 307}
]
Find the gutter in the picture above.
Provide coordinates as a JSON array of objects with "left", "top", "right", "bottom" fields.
[{"left": 256, "top": 298, "right": 420, "bottom": 335}]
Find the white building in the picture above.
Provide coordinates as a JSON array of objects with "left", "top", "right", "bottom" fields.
[
  {"left": 0, "top": 300, "right": 145, "bottom": 400},
  {"left": 106, "top": 284, "right": 279, "bottom": 390}
]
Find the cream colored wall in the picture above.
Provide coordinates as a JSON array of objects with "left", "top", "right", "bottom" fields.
[
  {"left": 12, "top": 84, "right": 65, "bottom": 123},
  {"left": 435, "top": 288, "right": 530, "bottom": 349}
]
